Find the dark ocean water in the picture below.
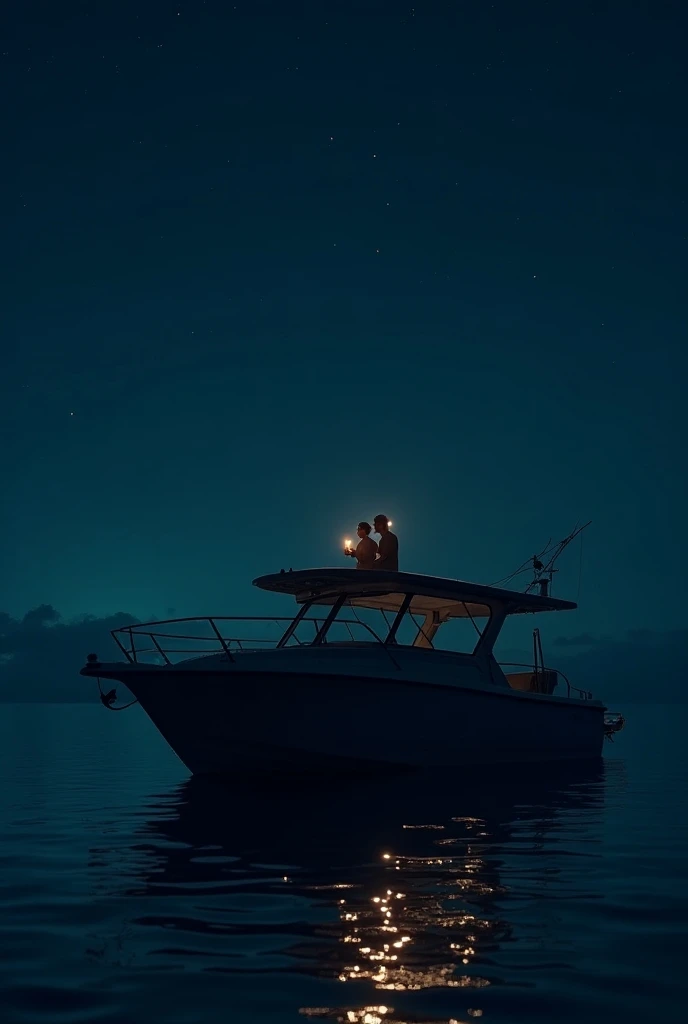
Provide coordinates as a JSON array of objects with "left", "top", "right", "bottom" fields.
[{"left": 0, "top": 703, "right": 686, "bottom": 1024}]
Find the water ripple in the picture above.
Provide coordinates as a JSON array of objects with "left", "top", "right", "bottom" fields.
[{"left": 0, "top": 703, "right": 686, "bottom": 1023}]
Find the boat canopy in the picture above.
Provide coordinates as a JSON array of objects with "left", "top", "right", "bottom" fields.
[{"left": 253, "top": 568, "right": 576, "bottom": 620}]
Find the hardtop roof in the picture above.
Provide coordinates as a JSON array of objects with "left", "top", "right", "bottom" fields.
[{"left": 253, "top": 568, "right": 576, "bottom": 619}]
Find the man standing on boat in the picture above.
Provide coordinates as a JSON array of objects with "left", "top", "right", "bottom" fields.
[
  {"left": 345, "top": 522, "right": 379, "bottom": 570},
  {"left": 372, "top": 514, "right": 399, "bottom": 571}
]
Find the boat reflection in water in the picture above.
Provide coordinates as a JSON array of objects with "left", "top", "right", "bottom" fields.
[{"left": 103, "top": 761, "right": 610, "bottom": 1024}]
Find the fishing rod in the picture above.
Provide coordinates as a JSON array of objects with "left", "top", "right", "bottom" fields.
[
  {"left": 524, "top": 520, "right": 592, "bottom": 597},
  {"left": 490, "top": 521, "right": 592, "bottom": 595}
]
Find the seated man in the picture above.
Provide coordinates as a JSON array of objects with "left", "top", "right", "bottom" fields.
[
  {"left": 345, "top": 522, "right": 378, "bottom": 570},
  {"left": 372, "top": 514, "right": 399, "bottom": 571}
]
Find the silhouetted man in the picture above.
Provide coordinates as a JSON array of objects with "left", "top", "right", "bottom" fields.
[
  {"left": 372, "top": 514, "right": 398, "bottom": 571},
  {"left": 345, "top": 522, "right": 378, "bottom": 570}
]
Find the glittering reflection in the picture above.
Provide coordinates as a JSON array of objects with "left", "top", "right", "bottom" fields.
[
  {"left": 299, "top": 1005, "right": 479, "bottom": 1023},
  {"left": 316, "top": 831, "right": 505, "bottom": 993},
  {"left": 90, "top": 761, "right": 607, "bottom": 1021},
  {"left": 301, "top": 1008, "right": 393, "bottom": 1023}
]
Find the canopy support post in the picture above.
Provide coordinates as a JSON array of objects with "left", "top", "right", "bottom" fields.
[
  {"left": 313, "top": 595, "right": 346, "bottom": 645},
  {"left": 384, "top": 593, "right": 413, "bottom": 645},
  {"left": 473, "top": 603, "right": 507, "bottom": 655},
  {"left": 276, "top": 601, "right": 311, "bottom": 648}
]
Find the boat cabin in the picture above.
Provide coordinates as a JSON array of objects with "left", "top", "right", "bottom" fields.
[
  {"left": 254, "top": 568, "right": 576, "bottom": 687},
  {"left": 105, "top": 568, "right": 583, "bottom": 700}
]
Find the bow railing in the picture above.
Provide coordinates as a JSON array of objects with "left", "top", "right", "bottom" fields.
[{"left": 110, "top": 616, "right": 387, "bottom": 665}]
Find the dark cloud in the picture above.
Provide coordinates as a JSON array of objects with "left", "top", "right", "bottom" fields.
[
  {"left": 2, "top": 604, "right": 687, "bottom": 706},
  {"left": 549, "top": 630, "right": 688, "bottom": 704},
  {"left": 0, "top": 605, "right": 138, "bottom": 702}
]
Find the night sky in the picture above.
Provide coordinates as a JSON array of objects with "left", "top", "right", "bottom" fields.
[{"left": 3, "top": 0, "right": 686, "bottom": 640}]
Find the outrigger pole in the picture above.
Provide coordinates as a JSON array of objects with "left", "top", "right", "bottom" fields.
[
  {"left": 491, "top": 521, "right": 592, "bottom": 597},
  {"left": 525, "top": 521, "right": 592, "bottom": 597}
]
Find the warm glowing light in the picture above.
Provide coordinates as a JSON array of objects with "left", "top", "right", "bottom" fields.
[
  {"left": 388, "top": 520, "right": 392, "bottom": 527},
  {"left": 344, "top": 538, "right": 352, "bottom": 549},
  {"left": 382, "top": 853, "right": 391, "bottom": 860}
]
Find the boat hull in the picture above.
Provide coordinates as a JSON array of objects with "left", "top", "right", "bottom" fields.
[{"left": 96, "top": 667, "right": 606, "bottom": 777}]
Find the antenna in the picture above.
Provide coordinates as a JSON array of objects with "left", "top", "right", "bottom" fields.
[{"left": 524, "top": 521, "right": 592, "bottom": 597}]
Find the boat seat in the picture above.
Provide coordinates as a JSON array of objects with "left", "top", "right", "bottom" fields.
[{"left": 505, "top": 670, "right": 558, "bottom": 695}]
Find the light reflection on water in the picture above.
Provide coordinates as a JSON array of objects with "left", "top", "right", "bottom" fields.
[
  {"left": 124, "top": 763, "right": 608, "bottom": 1022},
  {"left": 0, "top": 704, "right": 687, "bottom": 1024}
]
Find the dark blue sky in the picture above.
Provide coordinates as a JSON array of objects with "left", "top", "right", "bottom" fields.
[{"left": 2, "top": 0, "right": 686, "bottom": 638}]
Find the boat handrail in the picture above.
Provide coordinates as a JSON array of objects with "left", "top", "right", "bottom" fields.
[
  {"left": 111, "top": 620, "right": 592, "bottom": 693},
  {"left": 497, "top": 661, "right": 592, "bottom": 700},
  {"left": 110, "top": 616, "right": 387, "bottom": 665},
  {"left": 114, "top": 614, "right": 313, "bottom": 632}
]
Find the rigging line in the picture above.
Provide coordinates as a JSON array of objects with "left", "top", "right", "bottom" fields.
[
  {"left": 347, "top": 601, "right": 385, "bottom": 644},
  {"left": 344, "top": 600, "right": 401, "bottom": 669},
  {"left": 492, "top": 555, "right": 540, "bottom": 586},
  {"left": 462, "top": 602, "right": 483, "bottom": 638},
  {"left": 576, "top": 529, "right": 584, "bottom": 602},
  {"left": 408, "top": 609, "right": 435, "bottom": 648},
  {"left": 490, "top": 565, "right": 530, "bottom": 587},
  {"left": 524, "top": 521, "right": 592, "bottom": 593},
  {"left": 490, "top": 537, "right": 553, "bottom": 587},
  {"left": 491, "top": 563, "right": 533, "bottom": 587},
  {"left": 491, "top": 545, "right": 547, "bottom": 587}
]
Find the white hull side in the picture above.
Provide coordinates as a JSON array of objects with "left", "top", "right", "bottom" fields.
[{"left": 103, "top": 658, "right": 605, "bottom": 776}]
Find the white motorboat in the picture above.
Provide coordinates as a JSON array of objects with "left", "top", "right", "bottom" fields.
[{"left": 81, "top": 567, "right": 618, "bottom": 776}]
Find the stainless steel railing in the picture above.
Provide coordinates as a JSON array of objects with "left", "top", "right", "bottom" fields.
[
  {"left": 110, "top": 616, "right": 385, "bottom": 665},
  {"left": 498, "top": 661, "right": 592, "bottom": 699}
]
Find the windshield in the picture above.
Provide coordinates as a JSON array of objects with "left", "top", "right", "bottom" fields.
[{"left": 301, "top": 597, "right": 491, "bottom": 655}]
